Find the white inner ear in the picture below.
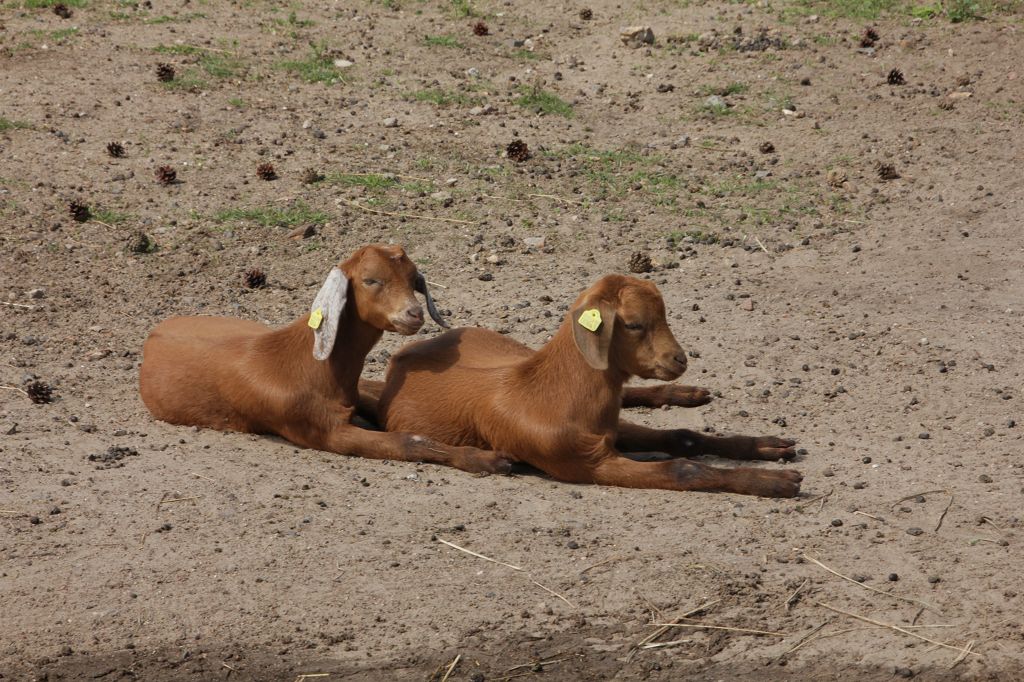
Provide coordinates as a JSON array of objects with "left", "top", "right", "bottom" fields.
[{"left": 310, "top": 267, "right": 348, "bottom": 361}]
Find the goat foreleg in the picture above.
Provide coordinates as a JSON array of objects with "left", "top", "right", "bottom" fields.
[
  {"left": 616, "top": 422, "right": 797, "bottom": 461},
  {"left": 622, "top": 384, "right": 711, "bottom": 408},
  {"left": 591, "top": 455, "right": 802, "bottom": 498}
]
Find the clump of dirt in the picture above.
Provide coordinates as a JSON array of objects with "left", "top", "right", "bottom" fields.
[{"left": 87, "top": 446, "right": 139, "bottom": 469}]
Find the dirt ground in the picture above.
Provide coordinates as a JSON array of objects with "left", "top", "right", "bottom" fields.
[{"left": 2, "top": 0, "right": 1023, "bottom": 679}]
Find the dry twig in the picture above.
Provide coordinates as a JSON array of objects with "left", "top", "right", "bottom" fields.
[
  {"left": 784, "top": 579, "right": 808, "bottom": 611},
  {"left": 802, "top": 553, "right": 939, "bottom": 614},
  {"left": 625, "top": 599, "right": 719, "bottom": 662},
  {"left": 339, "top": 199, "right": 476, "bottom": 225},
  {"left": 816, "top": 603, "right": 980, "bottom": 658},
  {"left": 652, "top": 622, "right": 787, "bottom": 637},
  {"left": 529, "top": 577, "right": 574, "bottom": 609},
  {"left": 439, "top": 654, "right": 460, "bottom": 682},
  {"left": 436, "top": 537, "right": 523, "bottom": 571}
]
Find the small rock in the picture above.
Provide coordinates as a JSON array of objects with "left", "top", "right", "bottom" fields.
[
  {"left": 895, "top": 667, "right": 914, "bottom": 679},
  {"left": 381, "top": 117, "right": 399, "bottom": 128},
  {"left": 927, "top": 575, "right": 941, "bottom": 584},
  {"left": 740, "top": 299, "right": 754, "bottom": 312},
  {"left": 523, "top": 236, "right": 546, "bottom": 250},
  {"left": 430, "top": 191, "right": 453, "bottom": 207},
  {"left": 906, "top": 527, "right": 924, "bottom": 536},
  {"left": 888, "top": 573, "right": 899, "bottom": 582},
  {"left": 333, "top": 59, "right": 354, "bottom": 68},
  {"left": 978, "top": 474, "right": 993, "bottom": 483},
  {"left": 862, "top": 456, "right": 872, "bottom": 464},
  {"left": 286, "top": 224, "right": 317, "bottom": 240},
  {"left": 2, "top": 422, "right": 16, "bottom": 435},
  {"left": 830, "top": 518, "right": 843, "bottom": 527},
  {"left": 27, "top": 288, "right": 45, "bottom": 299},
  {"left": 704, "top": 94, "right": 727, "bottom": 109},
  {"left": 478, "top": 273, "right": 494, "bottom": 282},
  {"left": 918, "top": 432, "right": 930, "bottom": 440},
  {"left": 567, "top": 540, "right": 580, "bottom": 549},
  {"left": 86, "top": 349, "right": 111, "bottom": 361},
  {"left": 30, "top": 516, "right": 42, "bottom": 525},
  {"left": 620, "top": 26, "right": 655, "bottom": 47}
]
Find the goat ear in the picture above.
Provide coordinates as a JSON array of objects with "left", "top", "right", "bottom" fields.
[
  {"left": 571, "top": 303, "right": 616, "bottom": 370},
  {"left": 415, "top": 273, "right": 450, "bottom": 329},
  {"left": 310, "top": 267, "right": 349, "bottom": 361}
]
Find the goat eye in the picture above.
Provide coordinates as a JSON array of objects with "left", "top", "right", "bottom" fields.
[
  {"left": 363, "top": 278, "right": 380, "bottom": 287},
  {"left": 624, "top": 322, "right": 644, "bottom": 331}
]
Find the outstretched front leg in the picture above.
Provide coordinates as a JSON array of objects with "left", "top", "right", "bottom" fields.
[
  {"left": 616, "top": 421, "right": 797, "bottom": 461},
  {"left": 588, "top": 453, "right": 802, "bottom": 498},
  {"left": 622, "top": 384, "right": 712, "bottom": 408}
]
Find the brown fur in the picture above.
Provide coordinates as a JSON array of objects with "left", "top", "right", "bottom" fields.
[
  {"left": 364, "top": 274, "right": 802, "bottom": 497},
  {"left": 139, "top": 244, "right": 510, "bottom": 473}
]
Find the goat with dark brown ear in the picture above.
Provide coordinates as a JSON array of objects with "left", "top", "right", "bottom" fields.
[
  {"left": 139, "top": 244, "right": 509, "bottom": 473},
  {"left": 363, "top": 274, "right": 801, "bottom": 497}
]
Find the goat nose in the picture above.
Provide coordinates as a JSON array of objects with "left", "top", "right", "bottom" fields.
[
  {"left": 405, "top": 306, "right": 424, "bottom": 323},
  {"left": 674, "top": 352, "right": 688, "bottom": 368}
]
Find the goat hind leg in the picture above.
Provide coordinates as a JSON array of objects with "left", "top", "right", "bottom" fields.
[
  {"left": 292, "top": 421, "right": 513, "bottom": 475},
  {"left": 622, "top": 384, "right": 711, "bottom": 408}
]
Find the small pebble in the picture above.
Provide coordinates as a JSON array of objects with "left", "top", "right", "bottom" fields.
[
  {"left": 906, "top": 527, "right": 924, "bottom": 536},
  {"left": 861, "top": 456, "right": 872, "bottom": 464},
  {"left": 830, "top": 518, "right": 843, "bottom": 527},
  {"left": 567, "top": 540, "right": 580, "bottom": 550},
  {"left": 29, "top": 516, "right": 42, "bottom": 525},
  {"left": 895, "top": 667, "right": 914, "bottom": 679},
  {"left": 927, "top": 575, "right": 941, "bottom": 584},
  {"left": 978, "top": 474, "right": 992, "bottom": 483},
  {"left": 888, "top": 573, "right": 899, "bottom": 582},
  {"left": 918, "top": 432, "right": 930, "bottom": 440}
]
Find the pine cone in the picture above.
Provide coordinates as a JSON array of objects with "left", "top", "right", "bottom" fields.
[
  {"left": 68, "top": 200, "right": 91, "bottom": 223},
  {"left": 860, "top": 27, "right": 879, "bottom": 48},
  {"left": 301, "top": 167, "right": 324, "bottom": 184},
  {"left": 579, "top": 8, "right": 593, "bottom": 20},
  {"left": 155, "top": 165, "right": 177, "bottom": 185},
  {"left": 156, "top": 63, "right": 175, "bottom": 82},
  {"left": 877, "top": 163, "right": 899, "bottom": 181},
  {"left": 506, "top": 139, "right": 530, "bottom": 162},
  {"left": 887, "top": 68, "right": 905, "bottom": 86},
  {"left": 759, "top": 141, "right": 775, "bottom": 154},
  {"left": 26, "top": 380, "right": 54, "bottom": 404},
  {"left": 127, "top": 231, "right": 155, "bottom": 254},
  {"left": 256, "top": 162, "right": 277, "bottom": 181},
  {"left": 473, "top": 21, "right": 489, "bottom": 36},
  {"left": 53, "top": 3, "right": 73, "bottom": 18},
  {"left": 107, "top": 141, "right": 126, "bottom": 158},
  {"left": 243, "top": 268, "right": 267, "bottom": 289},
  {"left": 628, "top": 251, "right": 653, "bottom": 274}
]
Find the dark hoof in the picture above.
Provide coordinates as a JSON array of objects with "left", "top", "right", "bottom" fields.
[
  {"left": 675, "top": 386, "right": 712, "bottom": 407},
  {"left": 753, "top": 436, "right": 797, "bottom": 461}
]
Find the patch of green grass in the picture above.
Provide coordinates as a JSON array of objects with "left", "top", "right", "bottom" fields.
[
  {"left": 701, "top": 82, "right": 748, "bottom": 96},
  {"left": 199, "top": 53, "right": 244, "bottom": 79},
  {"left": 153, "top": 44, "right": 206, "bottom": 56},
  {"left": 24, "top": 0, "right": 86, "bottom": 6},
  {"left": 511, "top": 48, "right": 542, "bottom": 60},
  {"left": 406, "top": 88, "right": 481, "bottom": 107},
  {"left": 909, "top": 3, "right": 941, "bottom": 17},
  {"left": 276, "top": 43, "right": 345, "bottom": 84},
  {"left": 946, "top": 0, "right": 982, "bottom": 21},
  {"left": 551, "top": 144, "right": 649, "bottom": 165},
  {"left": 706, "top": 177, "right": 778, "bottom": 197},
  {"left": 0, "top": 118, "right": 32, "bottom": 132},
  {"left": 285, "top": 10, "right": 315, "bottom": 27},
  {"left": 514, "top": 86, "right": 574, "bottom": 118},
  {"left": 668, "top": 230, "right": 720, "bottom": 246},
  {"left": 160, "top": 69, "right": 208, "bottom": 92},
  {"left": 145, "top": 13, "right": 206, "bottom": 24},
  {"left": 322, "top": 173, "right": 398, "bottom": 190},
  {"left": 213, "top": 203, "right": 329, "bottom": 228},
  {"left": 228, "top": 97, "right": 246, "bottom": 108},
  {"left": 92, "top": 208, "right": 131, "bottom": 224},
  {"left": 785, "top": 0, "right": 899, "bottom": 19},
  {"left": 699, "top": 100, "right": 733, "bottom": 117},
  {"left": 423, "top": 35, "right": 464, "bottom": 48},
  {"left": 46, "top": 27, "right": 79, "bottom": 43},
  {"left": 450, "top": 0, "right": 479, "bottom": 17}
]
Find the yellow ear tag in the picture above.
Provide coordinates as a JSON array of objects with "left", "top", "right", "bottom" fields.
[
  {"left": 308, "top": 308, "right": 324, "bottom": 330},
  {"left": 577, "top": 308, "right": 602, "bottom": 333}
]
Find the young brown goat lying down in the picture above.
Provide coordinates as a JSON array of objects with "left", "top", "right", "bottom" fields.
[
  {"left": 139, "top": 244, "right": 510, "bottom": 473},
  {"left": 362, "top": 274, "right": 802, "bottom": 497}
]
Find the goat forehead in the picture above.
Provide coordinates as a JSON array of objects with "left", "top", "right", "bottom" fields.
[{"left": 619, "top": 284, "right": 666, "bottom": 314}]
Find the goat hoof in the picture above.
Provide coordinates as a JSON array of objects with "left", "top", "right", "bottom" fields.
[
  {"left": 457, "top": 448, "right": 514, "bottom": 475},
  {"left": 670, "top": 386, "right": 712, "bottom": 407},
  {"left": 752, "top": 436, "right": 797, "bottom": 461},
  {"left": 767, "top": 469, "right": 803, "bottom": 498}
]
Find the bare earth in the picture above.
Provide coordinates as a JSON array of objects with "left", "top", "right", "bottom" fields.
[{"left": 1, "top": 0, "right": 1023, "bottom": 679}]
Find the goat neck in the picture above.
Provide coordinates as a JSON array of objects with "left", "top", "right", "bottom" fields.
[{"left": 520, "top": 319, "right": 626, "bottom": 431}]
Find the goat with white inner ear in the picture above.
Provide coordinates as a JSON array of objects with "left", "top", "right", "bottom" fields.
[
  {"left": 138, "top": 244, "right": 511, "bottom": 473},
  {"left": 358, "top": 274, "right": 803, "bottom": 497}
]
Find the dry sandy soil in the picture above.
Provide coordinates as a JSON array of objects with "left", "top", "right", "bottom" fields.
[{"left": 2, "top": 0, "right": 1023, "bottom": 679}]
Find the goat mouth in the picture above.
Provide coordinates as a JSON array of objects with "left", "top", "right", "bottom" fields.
[
  {"left": 390, "top": 319, "right": 424, "bottom": 335},
  {"left": 653, "top": 363, "right": 686, "bottom": 380}
]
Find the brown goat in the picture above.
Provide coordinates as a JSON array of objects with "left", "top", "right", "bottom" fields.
[
  {"left": 361, "top": 274, "right": 802, "bottom": 497},
  {"left": 139, "top": 244, "right": 510, "bottom": 473}
]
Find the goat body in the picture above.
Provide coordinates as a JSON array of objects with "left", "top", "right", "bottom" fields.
[
  {"left": 371, "top": 274, "right": 802, "bottom": 497},
  {"left": 140, "top": 244, "right": 510, "bottom": 473}
]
